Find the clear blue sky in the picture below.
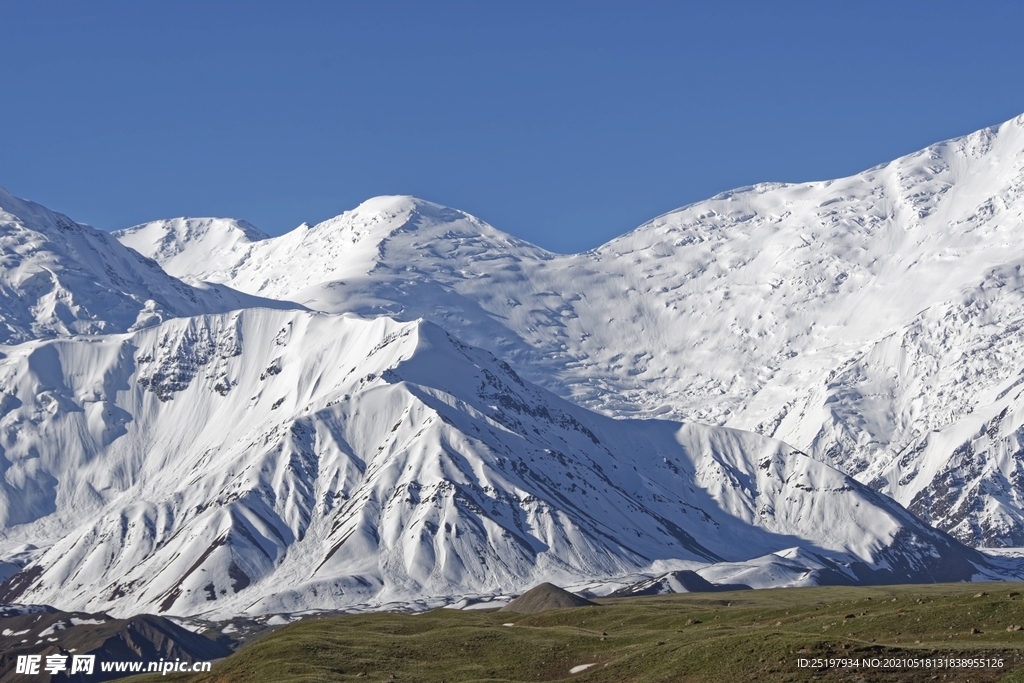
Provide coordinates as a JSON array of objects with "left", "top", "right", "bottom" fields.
[{"left": 3, "top": 1, "right": 1023, "bottom": 253}]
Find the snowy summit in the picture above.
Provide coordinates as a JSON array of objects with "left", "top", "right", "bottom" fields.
[{"left": 2, "top": 113, "right": 1024, "bottom": 618}]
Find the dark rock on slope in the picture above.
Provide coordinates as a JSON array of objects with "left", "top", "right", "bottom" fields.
[{"left": 0, "top": 604, "right": 231, "bottom": 682}]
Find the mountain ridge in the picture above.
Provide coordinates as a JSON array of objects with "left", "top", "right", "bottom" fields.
[
  {"left": 0, "top": 307, "right": 990, "bottom": 617},
  {"left": 114, "top": 112, "right": 1024, "bottom": 548},
  {"left": 0, "top": 186, "right": 299, "bottom": 345},
  {"left": 2, "top": 113, "right": 1024, "bottom": 619}
]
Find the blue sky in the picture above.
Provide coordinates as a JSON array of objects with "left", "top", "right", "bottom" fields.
[{"left": 3, "top": 1, "right": 1023, "bottom": 253}]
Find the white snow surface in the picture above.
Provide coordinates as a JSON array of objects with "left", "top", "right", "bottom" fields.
[
  {"left": 0, "top": 307, "right": 982, "bottom": 617},
  {"left": 0, "top": 187, "right": 296, "bottom": 344},
  {"left": 117, "top": 113, "right": 1024, "bottom": 548},
  {"left": 115, "top": 216, "right": 270, "bottom": 283},
  {"left": 2, "top": 113, "right": 1024, "bottom": 618}
]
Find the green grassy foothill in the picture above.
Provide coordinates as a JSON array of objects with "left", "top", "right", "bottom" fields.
[{"left": 128, "top": 582, "right": 1024, "bottom": 682}]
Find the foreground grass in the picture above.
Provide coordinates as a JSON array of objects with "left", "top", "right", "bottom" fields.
[{"left": 133, "top": 582, "right": 1024, "bottom": 682}]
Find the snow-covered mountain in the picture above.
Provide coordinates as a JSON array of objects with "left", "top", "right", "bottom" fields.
[
  {"left": 0, "top": 187, "right": 296, "bottom": 345},
  {"left": 114, "top": 216, "right": 270, "bottom": 283},
  {"left": 2, "top": 112, "right": 1024, "bottom": 619},
  {"left": 118, "top": 113, "right": 1024, "bottom": 549},
  {"left": 0, "top": 308, "right": 985, "bottom": 617},
  {"left": 113, "top": 197, "right": 555, "bottom": 375}
]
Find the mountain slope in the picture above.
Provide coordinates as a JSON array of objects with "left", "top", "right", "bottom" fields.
[
  {"left": 113, "top": 196, "right": 551, "bottom": 315},
  {"left": 0, "top": 308, "right": 984, "bottom": 618},
  {"left": 0, "top": 606, "right": 230, "bottom": 683},
  {"left": 118, "top": 113, "right": 1024, "bottom": 548},
  {"left": 114, "top": 216, "right": 270, "bottom": 284},
  {"left": 0, "top": 187, "right": 296, "bottom": 344},
  {"left": 114, "top": 195, "right": 557, "bottom": 372}
]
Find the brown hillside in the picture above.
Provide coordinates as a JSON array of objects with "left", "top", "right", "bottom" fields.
[{"left": 499, "top": 583, "right": 597, "bottom": 614}]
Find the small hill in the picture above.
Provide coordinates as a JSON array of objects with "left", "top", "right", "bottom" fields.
[
  {"left": 610, "top": 570, "right": 751, "bottom": 597},
  {"left": 0, "top": 606, "right": 231, "bottom": 682},
  {"left": 499, "top": 583, "right": 597, "bottom": 614}
]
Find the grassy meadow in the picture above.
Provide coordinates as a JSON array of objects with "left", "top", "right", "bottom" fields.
[{"left": 130, "top": 582, "right": 1024, "bottom": 682}]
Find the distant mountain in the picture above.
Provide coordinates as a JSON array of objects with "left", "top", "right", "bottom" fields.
[
  {"left": 0, "top": 187, "right": 296, "bottom": 344},
  {"left": 0, "top": 308, "right": 985, "bottom": 617},
  {"left": 114, "top": 216, "right": 270, "bottom": 284},
  {"left": 113, "top": 196, "right": 550, "bottom": 304},
  {"left": 118, "top": 114, "right": 1024, "bottom": 549},
  {"left": 0, "top": 604, "right": 230, "bottom": 682},
  {"left": 2, "top": 113, "right": 1024, "bottom": 620}
]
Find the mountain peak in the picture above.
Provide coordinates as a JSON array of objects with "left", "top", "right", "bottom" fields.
[
  {"left": 0, "top": 305, "right": 984, "bottom": 617},
  {"left": 349, "top": 194, "right": 437, "bottom": 216},
  {"left": 0, "top": 188, "right": 295, "bottom": 344},
  {"left": 7, "top": 113, "right": 1024, "bottom": 618},
  {"left": 117, "top": 195, "right": 551, "bottom": 305},
  {"left": 311, "top": 195, "right": 481, "bottom": 241},
  {"left": 0, "top": 185, "right": 91, "bottom": 236},
  {"left": 115, "top": 217, "right": 270, "bottom": 278}
]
